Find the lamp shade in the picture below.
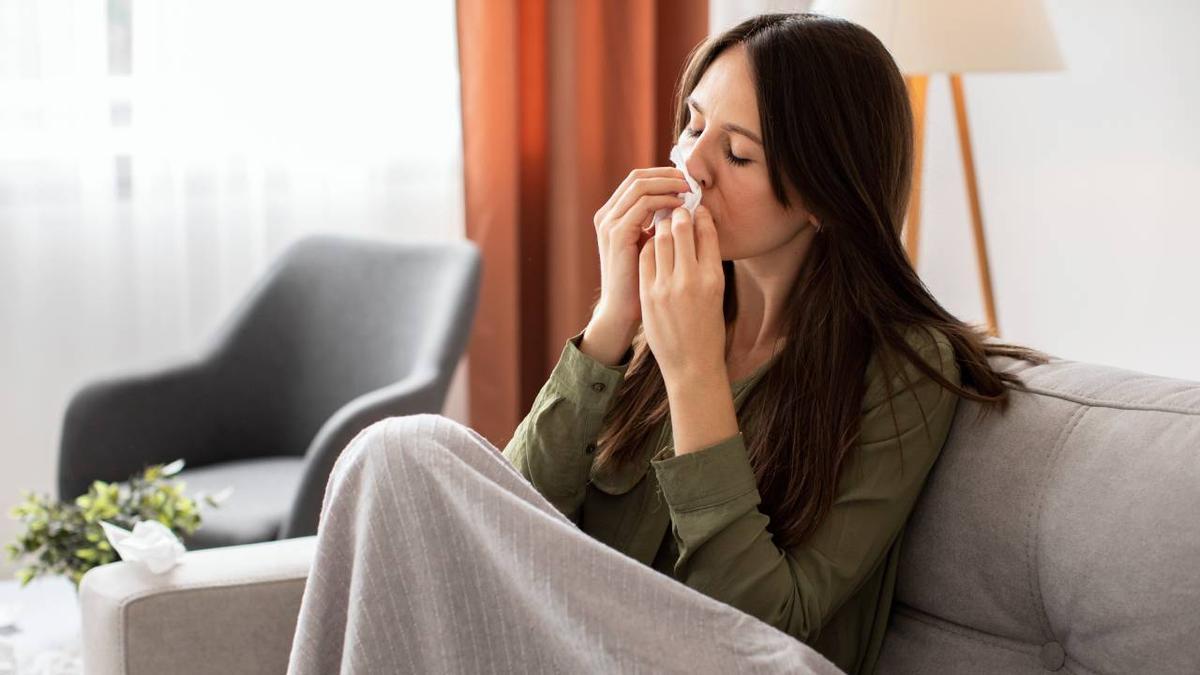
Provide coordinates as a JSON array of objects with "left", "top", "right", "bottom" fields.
[{"left": 809, "top": 0, "right": 1064, "bottom": 74}]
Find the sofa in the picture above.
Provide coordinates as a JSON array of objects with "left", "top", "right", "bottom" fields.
[{"left": 78, "top": 348, "right": 1200, "bottom": 674}]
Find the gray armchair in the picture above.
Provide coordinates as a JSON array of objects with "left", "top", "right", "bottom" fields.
[{"left": 57, "top": 233, "right": 481, "bottom": 548}]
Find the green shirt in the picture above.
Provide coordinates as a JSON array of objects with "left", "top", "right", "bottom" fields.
[{"left": 502, "top": 324, "right": 961, "bottom": 675}]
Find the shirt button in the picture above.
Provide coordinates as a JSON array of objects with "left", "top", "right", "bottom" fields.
[
  {"left": 584, "top": 442, "right": 597, "bottom": 454},
  {"left": 591, "top": 382, "right": 606, "bottom": 392},
  {"left": 1039, "top": 641, "right": 1065, "bottom": 670}
]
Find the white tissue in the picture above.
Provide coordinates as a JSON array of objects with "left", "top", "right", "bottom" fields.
[
  {"left": 651, "top": 140, "right": 703, "bottom": 229},
  {"left": 99, "top": 520, "right": 186, "bottom": 574}
]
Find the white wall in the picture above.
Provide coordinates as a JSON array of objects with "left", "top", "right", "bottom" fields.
[
  {"left": 712, "top": 0, "right": 1200, "bottom": 380},
  {"left": 915, "top": 0, "right": 1200, "bottom": 380}
]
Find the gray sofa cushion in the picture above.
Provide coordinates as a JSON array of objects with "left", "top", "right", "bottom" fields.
[
  {"left": 175, "top": 456, "right": 306, "bottom": 549},
  {"left": 880, "top": 354, "right": 1200, "bottom": 673}
]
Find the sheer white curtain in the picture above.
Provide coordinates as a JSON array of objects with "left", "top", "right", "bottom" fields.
[{"left": 0, "top": 0, "right": 464, "bottom": 574}]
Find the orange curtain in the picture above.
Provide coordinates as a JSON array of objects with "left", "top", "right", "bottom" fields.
[{"left": 455, "top": 0, "right": 708, "bottom": 447}]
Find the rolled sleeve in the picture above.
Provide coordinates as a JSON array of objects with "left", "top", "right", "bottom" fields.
[
  {"left": 501, "top": 328, "right": 633, "bottom": 523},
  {"left": 650, "top": 432, "right": 758, "bottom": 512},
  {"left": 547, "top": 329, "right": 632, "bottom": 413}
]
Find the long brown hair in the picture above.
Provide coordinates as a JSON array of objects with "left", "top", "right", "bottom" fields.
[{"left": 592, "top": 12, "right": 1051, "bottom": 551}]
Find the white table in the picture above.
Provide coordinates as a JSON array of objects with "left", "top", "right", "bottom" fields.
[{"left": 0, "top": 576, "right": 82, "bottom": 675}]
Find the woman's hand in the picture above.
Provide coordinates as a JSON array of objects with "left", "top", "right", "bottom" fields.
[
  {"left": 592, "top": 168, "right": 691, "bottom": 331},
  {"left": 638, "top": 204, "right": 726, "bottom": 386}
]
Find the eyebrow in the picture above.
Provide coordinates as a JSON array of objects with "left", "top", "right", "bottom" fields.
[{"left": 687, "top": 96, "right": 763, "bottom": 146}]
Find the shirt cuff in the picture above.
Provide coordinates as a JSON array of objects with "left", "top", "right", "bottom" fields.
[
  {"left": 650, "top": 431, "right": 759, "bottom": 512},
  {"left": 546, "top": 328, "right": 633, "bottom": 412}
]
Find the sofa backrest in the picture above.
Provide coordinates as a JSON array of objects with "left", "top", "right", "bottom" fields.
[{"left": 879, "top": 351, "right": 1200, "bottom": 673}]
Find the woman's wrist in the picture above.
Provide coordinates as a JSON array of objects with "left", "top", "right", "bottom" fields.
[{"left": 580, "top": 315, "right": 637, "bottom": 367}]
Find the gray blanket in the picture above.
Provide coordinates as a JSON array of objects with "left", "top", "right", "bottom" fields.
[{"left": 286, "top": 413, "right": 842, "bottom": 674}]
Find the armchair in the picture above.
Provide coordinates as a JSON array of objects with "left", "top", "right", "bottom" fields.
[{"left": 57, "top": 234, "right": 481, "bottom": 548}]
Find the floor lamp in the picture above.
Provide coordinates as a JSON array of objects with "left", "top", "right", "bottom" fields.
[{"left": 810, "top": 0, "right": 1064, "bottom": 337}]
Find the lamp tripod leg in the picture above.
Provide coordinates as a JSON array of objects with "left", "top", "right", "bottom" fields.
[
  {"left": 950, "top": 74, "right": 1001, "bottom": 337},
  {"left": 903, "top": 75, "right": 928, "bottom": 269}
]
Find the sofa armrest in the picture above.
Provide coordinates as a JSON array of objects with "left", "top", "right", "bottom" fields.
[{"left": 79, "top": 536, "right": 316, "bottom": 675}]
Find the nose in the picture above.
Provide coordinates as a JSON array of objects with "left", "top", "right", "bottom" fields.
[{"left": 682, "top": 147, "right": 711, "bottom": 191}]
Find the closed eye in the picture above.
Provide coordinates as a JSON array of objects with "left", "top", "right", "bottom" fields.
[{"left": 684, "top": 127, "right": 751, "bottom": 167}]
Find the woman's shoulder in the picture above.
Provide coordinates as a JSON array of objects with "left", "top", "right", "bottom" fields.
[
  {"left": 902, "top": 323, "right": 955, "bottom": 361},
  {"left": 882, "top": 323, "right": 955, "bottom": 367},
  {"left": 861, "top": 323, "right": 960, "bottom": 412}
]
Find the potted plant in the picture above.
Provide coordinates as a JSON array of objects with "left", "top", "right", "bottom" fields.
[{"left": 5, "top": 460, "right": 229, "bottom": 588}]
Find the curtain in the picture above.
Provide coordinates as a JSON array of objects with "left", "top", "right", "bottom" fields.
[{"left": 456, "top": 0, "right": 708, "bottom": 446}]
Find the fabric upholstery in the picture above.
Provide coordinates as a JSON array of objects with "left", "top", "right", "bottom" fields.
[
  {"left": 79, "top": 349, "right": 1200, "bottom": 673},
  {"left": 80, "top": 536, "right": 316, "bottom": 675},
  {"left": 878, "top": 352, "right": 1200, "bottom": 673}
]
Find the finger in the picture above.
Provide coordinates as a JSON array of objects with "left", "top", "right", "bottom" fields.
[
  {"left": 608, "top": 177, "right": 691, "bottom": 225},
  {"left": 694, "top": 204, "right": 721, "bottom": 268},
  {"left": 639, "top": 230, "right": 656, "bottom": 296},
  {"left": 600, "top": 168, "right": 689, "bottom": 220},
  {"left": 672, "top": 206, "right": 697, "bottom": 275},
  {"left": 617, "top": 194, "right": 684, "bottom": 239},
  {"left": 637, "top": 225, "right": 653, "bottom": 250},
  {"left": 604, "top": 168, "right": 683, "bottom": 214},
  {"left": 654, "top": 211, "right": 674, "bottom": 279}
]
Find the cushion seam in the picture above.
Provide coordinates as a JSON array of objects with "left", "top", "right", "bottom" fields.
[
  {"left": 119, "top": 575, "right": 307, "bottom": 610},
  {"left": 892, "top": 603, "right": 1041, "bottom": 655},
  {"left": 1010, "top": 383, "right": 1200, "bottom": 416},
  {"left": 1027, "top": 406, "right": 1087, "bottom": 641},
  {"left": 891, "top": 604, "right": 1099, "bottom": 674}
]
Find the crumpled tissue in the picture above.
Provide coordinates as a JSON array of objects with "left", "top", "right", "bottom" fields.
[
  {"left": 99, "top": 520, "right": 186, "bottom": 574},
  {"left": 650, "top": 139, "right": 703, "bottom": 230}
]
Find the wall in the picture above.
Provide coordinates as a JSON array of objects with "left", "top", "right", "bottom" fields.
[{"left": 711, "top": 0, "right": 1200, "bottom": 380}]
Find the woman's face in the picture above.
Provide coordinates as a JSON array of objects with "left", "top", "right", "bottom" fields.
[{"left": 681, "top": 44, "right": 818, "bottom": 261}]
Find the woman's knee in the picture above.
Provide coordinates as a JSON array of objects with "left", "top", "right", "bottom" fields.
[{"left": 356, "top": 413, "right": 481, "bottom": 466}]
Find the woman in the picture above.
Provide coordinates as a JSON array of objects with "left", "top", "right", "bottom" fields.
[{"left": 287, "top": 13, "right": 1049, "bottom": 675}]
